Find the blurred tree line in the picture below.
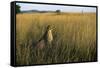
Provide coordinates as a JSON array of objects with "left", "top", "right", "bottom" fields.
[{"left": 16, "top": 5, "right": 21, "bottom": 14}]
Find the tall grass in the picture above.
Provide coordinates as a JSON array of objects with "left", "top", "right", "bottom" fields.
[{"left": 16, "top": 13, "right": 97, "bottom": 65}]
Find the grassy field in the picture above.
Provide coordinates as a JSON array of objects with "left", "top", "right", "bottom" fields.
[{"left": 16, "top": 12, "right": 97, "bottom": 65}]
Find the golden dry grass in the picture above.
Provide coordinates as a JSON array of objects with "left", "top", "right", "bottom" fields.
[{"left": 16, "top": 12, "right": 97, "bottom": 65}]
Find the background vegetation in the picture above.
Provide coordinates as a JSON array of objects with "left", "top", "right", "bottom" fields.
[
  {"left": 16, "top": 5, "right": 21, "bottom": 14},
  {"left": 16, "top": 12, "right": 97, "bottom": 65}
]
